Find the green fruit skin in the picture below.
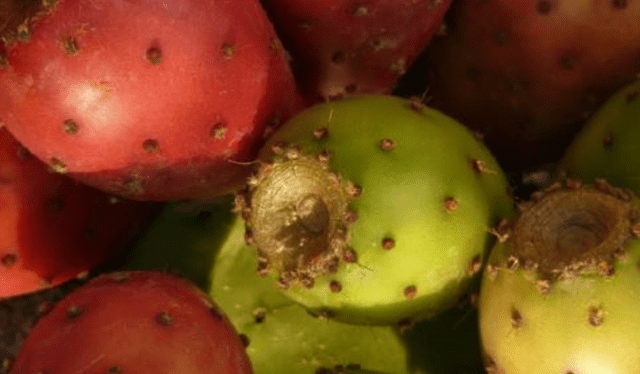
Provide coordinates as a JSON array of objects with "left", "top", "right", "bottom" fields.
[
  {"left": 558, "top": 78, "right": 640, "bottom": 191},
  {"left": 210, "top": 217, "right": 409, "bottom": 374},
  {"left": 257, "top": 95, "right": 514, "bottom": 325},
  {"left": 479, "top": 238, "right": 640, "bottom": 373},
  {"left": 120, "top": 196, "right": 236, "bottom": 291}
]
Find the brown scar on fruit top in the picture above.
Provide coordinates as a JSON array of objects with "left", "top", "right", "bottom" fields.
[
  {"left": 238, "top": 148, "right": 360, "bottom": 286},
  {"left": 508, "top": 183, "right": 637, "bottom": 280}
]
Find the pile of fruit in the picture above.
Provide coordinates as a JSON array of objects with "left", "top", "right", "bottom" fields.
[{"left": 2, "top": 0, "right": 640, "bottom": 373}]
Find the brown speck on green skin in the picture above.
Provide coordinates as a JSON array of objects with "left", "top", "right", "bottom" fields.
[
  {"left": 63, "top": 119, "right": 79, "bottom": 135},
  {"left": 380, "top": 138, "right": 395, "bottom": 151},
  {"left": 403, "top": 285, "right": 417, "bottom": 300},
  {"left": 329, "top": 280, "right": 342, "bottom": 293},
  {"left": 510, "top": 307, "right": 523, "bottom": 328},
  {"left": 381, "top": 237, "right": 395, "bottom": 250},
  {"left": 253, "top": 307, "right": 266, "bottom": 323},
  {"left": 444, "top": 196, "right": 457, "bottom": 213},
  {"left": 588, "top": 305, "right": 604, "bottom": 326},
  {"left": 343, "top": 247, "right": 358, "bottom": 263},
  {"left": 466, "top": 255, "right": 482, "bottom": 275},
  {"left": 317, "top": 149, "right": 331, "bottom": 163},
  {"left": 239, "top": 334, "right": 250, "bottom": 347},
  {"left": 347, "top": 182, "right": 362, "bottom": 198},
  {"left": 472, "top": 159, "right": 486, "bottom": 173},
  {"left": 313, "top": 127, "right": 329, "bottom": 140},
  {"left": 626, "top": 90, "right": 638, "bottom": 102}
]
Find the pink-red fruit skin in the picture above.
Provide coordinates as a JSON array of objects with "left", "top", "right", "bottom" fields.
[
  {"left": 0, "top": 0, "right": 304, "bottom": 201},
  {"left": 428, "top": 0, "right": 640, "bottom": 171},
  {"left": 9, "top": 271, "right": 254, "bottom": 374},
  {"left": 260, "top": 0, "right": 452, "bottom": 101},
  {"left": 0, "top": 128, "right": 155, "bottom": 299}
]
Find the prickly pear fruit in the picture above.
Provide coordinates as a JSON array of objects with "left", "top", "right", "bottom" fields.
[
  {"left": 0, "top": 128, "right": 155, "bottom": 298},
  {"left": 479, "top": 181, "right": 640, "bottom": 373},
  {"left": 427, "top": 0, "right": 640, "bottom": 171},
  {"left": 210, "top": 216, "right": 408, "bottom": 374},
  {"left": 260, "top": 0, "right": 452, "bottom": 101},
  {"left": 10, "top": 271, "right": 254, "bottom": 374},
  {"left": 122, "top": 197, "right": 236, "bottom": 290},
  {"left": 558, "top": 79, "right": 640, "bottom": 192},
  {"left": 0, "top": 0, "right": 303, "bottom": 201},
  {"left": 236, "top": 95, "right": 514, "bottom": 325}
]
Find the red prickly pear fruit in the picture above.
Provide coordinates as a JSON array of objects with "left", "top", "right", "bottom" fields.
[
  {"left": 0, "top": 128, "right": 156, "bottom": 299},
  {"left": 260, "top": 0, "right": 452, "bottom": 101},
  {"left": 0, "top": 0, "right": 305, "bottom": 201},
  {"left": 9, "top": 271, "right": 254, "bottom": 374},
  {"left": 427, "top": 0, "right": 640, "bottom": 171}
]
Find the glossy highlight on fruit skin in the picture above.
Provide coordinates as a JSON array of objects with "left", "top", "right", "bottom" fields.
[
  {"left": 0, "top": 0, "right": 304, "bottom": 201},
  {"left": 479, "top": 181, "right": 640, "bottom": 373},
  {"left": 0, "top": 128, "right": 156, "bottom": 299},
  {"left": 10, "top": 271, "right": 254, "bottom": 374},
  {"left": 237, "top": 95, "right": 515, "bottom": 325}
]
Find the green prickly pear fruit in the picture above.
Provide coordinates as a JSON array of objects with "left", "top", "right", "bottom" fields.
[
  {"left": 236, "top": 95, "right": 514, "bottom": 325},
  {"left": 558, "top": 79, "right": 640, "bottom": 192},
  {"left": 209, "top": 216, "right": 408, "bottom": 374},
  {"left": 120, "top": 197, "right": 236, "bottom": 290},
  {"left": 479, "top": 181, "right": 640, "bottom": 373}
]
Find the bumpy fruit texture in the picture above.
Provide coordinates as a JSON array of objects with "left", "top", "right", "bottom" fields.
[
  {"left": 260, "top": 0, "right": 452, "bottom": 101},
  {"left": 479, "top": 182, "right": 640, "bottom": 373},
  {"left": 121, "top": 197, "right": 236, "bottom": 290},
  {"left": 558, "top": 79, "right": 640, "bottom": 191},
  {"left": 427, "top": 0, "right": 640, "bottom": 171},
  {"left": 0, "top": 128, "right": 155, "bottom": 298},
  {"left": 237, "top": 95, "right": 514, "bottom": 325},
  {"left": 11, "top": 271, "right": 254, "bottom": 374},
  {"left": 0, "top": 0, "right": 303, "bottom": 201},
  {"left": 210, "top": 217, "right": 408, "bottom": 374}
]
